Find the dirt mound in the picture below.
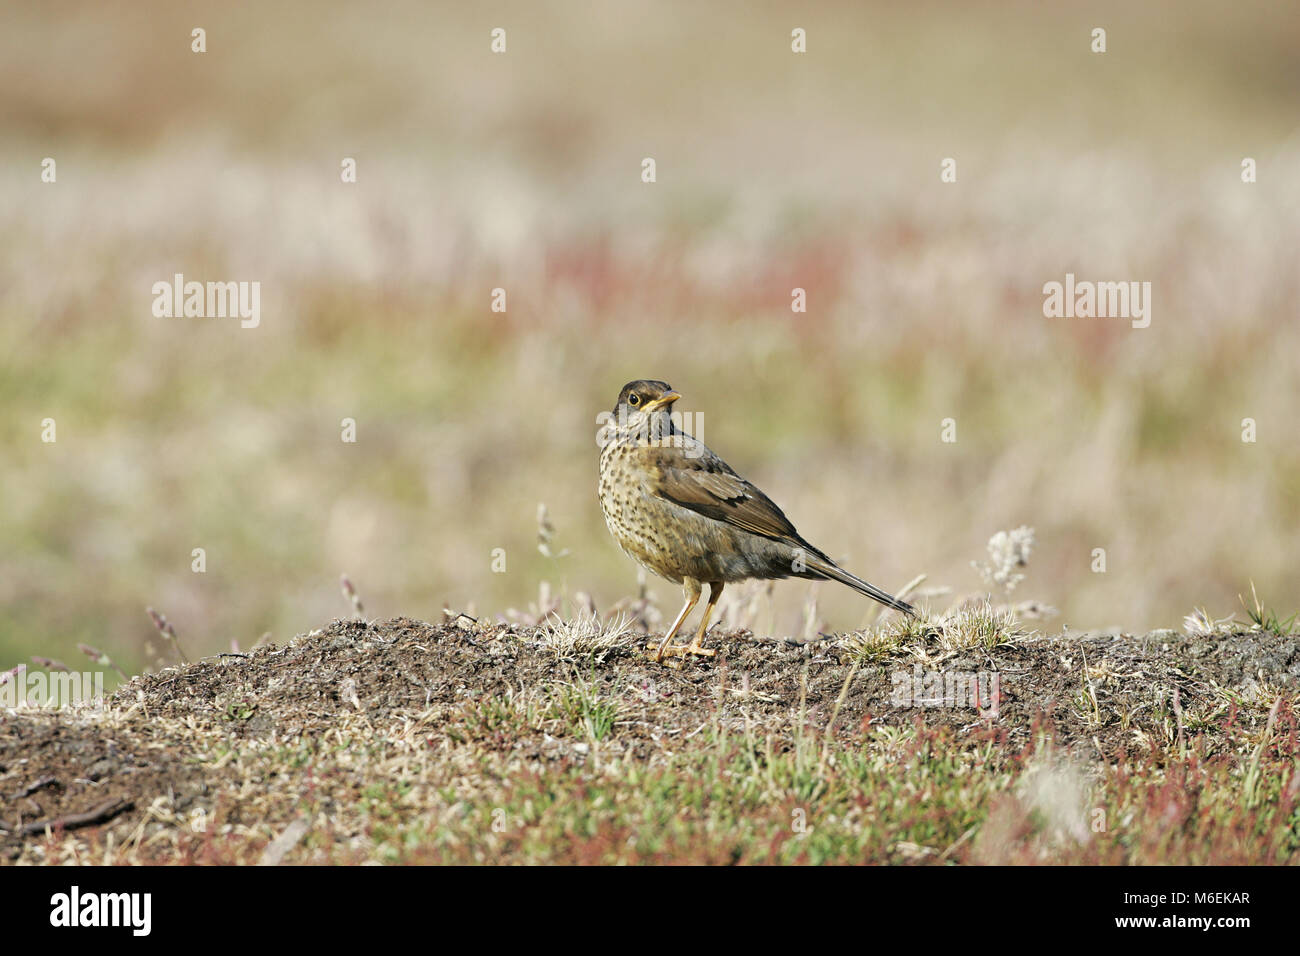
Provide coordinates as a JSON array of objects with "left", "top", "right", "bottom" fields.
[{"left": 2, "top": 616, "right": 1295, "bottom": 863}]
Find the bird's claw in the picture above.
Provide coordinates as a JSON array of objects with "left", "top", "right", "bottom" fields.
[{"left": 651, "top": 642, "right": 717, "bottom": 663}]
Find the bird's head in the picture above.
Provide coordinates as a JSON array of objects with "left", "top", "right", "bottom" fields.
[{"left": 612, "top": 380, "right": 681, "bottom": 421}]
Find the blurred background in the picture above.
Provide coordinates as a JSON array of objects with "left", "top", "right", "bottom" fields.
[{"left": 2, "top": 0, "right": 1298, "bottom": 677}]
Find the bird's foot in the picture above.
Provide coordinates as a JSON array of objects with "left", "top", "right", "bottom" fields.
[{"left": 652, "top": 642, "right": 716, "bottom": 663}]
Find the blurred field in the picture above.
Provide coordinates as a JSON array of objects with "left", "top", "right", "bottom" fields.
[{"left": 2, "top": 0, "right": 1298, "bottom": 675}]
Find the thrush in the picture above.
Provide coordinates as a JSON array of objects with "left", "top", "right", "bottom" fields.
[{"left": 598, "top": 380, "right": 916, "bottom": 663}]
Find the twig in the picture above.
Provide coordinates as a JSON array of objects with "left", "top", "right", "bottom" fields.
[
  {"left": 819, "top": 660, "right": 861, "bottom": 775},
  {"left": 12, "top": 776, "right": 59, "bottom": 799},
  {"left": 938, "top": 824, "right": 978, "bottom": 863},
  {"left": 1172, "top": 684, "right": 1185, "bottom": 755},
  {"left": 258, "top": 818, "right": 311, "bottom": 866},
  {"left": 13, "top": 797, "right": 135, "bottom": 838}
]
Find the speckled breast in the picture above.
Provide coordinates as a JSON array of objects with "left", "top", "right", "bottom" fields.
[{"left": 597, "top": 438, "right": 686, "bottom": 584}]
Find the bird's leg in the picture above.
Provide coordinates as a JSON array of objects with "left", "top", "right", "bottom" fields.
[
  {"left": 690, "top": 582, "right": 724, "bottom": 654},
  {"left": 654, "top": 581, "right": 701, "bottom": 663},
  {"left": 659, "top": 581, "right": 721, "bottom": 660}
]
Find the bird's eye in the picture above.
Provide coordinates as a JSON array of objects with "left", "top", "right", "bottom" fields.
[{"left": 628, "top": 394, "right": 640, "bottom": 406}]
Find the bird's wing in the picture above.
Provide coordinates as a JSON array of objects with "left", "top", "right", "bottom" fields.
[{"left": 648, "top": 444, "right": 811, "bottom": 545}]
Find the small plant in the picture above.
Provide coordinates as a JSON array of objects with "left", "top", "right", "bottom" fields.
[
  {"left": 1239, "top": 582, "right": 1297, "bottom": 636},
  {"left": 581, "top": 696, "right": 620, "bottom": 741},
  {"left": 1182, "top": 606, "right": 1236, "bottom": 638},
  {"left": 340, "top": 574, "right": 366, "bottom": 619},
  {"left": 543, "top": 678, "right": 624, "bottom": 741},
  {"left": 504, "top": 580, "right": 562, "bottom": 627},
  {"left": 840, "top": 625, "right": 905, "bottom": 664},
  {"left": 223, "top": 699, "right": 257, "bottom": 721},
  {"left": 79, "top": 641, "right": 130, "bottom": 679},
  {"left": 840, "top": 598, "right": 1020, "bottom": 663},
  {"left": 464, "top": 693, "right": 537, "bottom": 738},
  {"left": 535, "top": 611, "right": 637, "bottom": 657},
  {"left": 972, "top": 526, "right": 1034, "bottom": 595},
  {"left": 939, "top": 600, "right": 1021, "bottom": 652},
  {"left": 536, "top": 503, "right": 569, "bottom": 559},
  {"left": 145, "top": 606, "right": 189, "bottom": 663},
  {"left": 1071, "top": 658, "right": 1103, "bottom": 730}
]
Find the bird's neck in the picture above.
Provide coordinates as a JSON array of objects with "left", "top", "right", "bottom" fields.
[{"left": 611, "top": 410, "right": 679, "bottom": 446}]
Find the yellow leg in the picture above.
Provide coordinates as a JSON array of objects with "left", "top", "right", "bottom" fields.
[
  {"left": 691, "top": 582, "right": 724, "bottom": 653},
  {"left": 658, "top": 582, "right": 722, "bottom": 660},
  {"left": 654, "top": 582, "right": 700, "bottom": 663}
]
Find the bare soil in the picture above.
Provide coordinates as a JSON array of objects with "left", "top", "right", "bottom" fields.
[{"left": 2, "top": 616, "right": 1296, "bottom": 863}]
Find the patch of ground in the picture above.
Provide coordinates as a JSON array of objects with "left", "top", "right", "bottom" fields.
[{"left": 2, "top": 616, "right": 1297, "bottom": 864}]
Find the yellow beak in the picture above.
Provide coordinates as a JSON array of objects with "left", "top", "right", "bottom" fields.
[{"left": 643, "top": 391, "right": 681, "bottom": 411}]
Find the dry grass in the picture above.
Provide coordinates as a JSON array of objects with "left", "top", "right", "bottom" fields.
[{"left": 532, "top": 612, "right": 640, "bottom": 658}]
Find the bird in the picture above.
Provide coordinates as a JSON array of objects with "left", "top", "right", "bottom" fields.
[{"left": 598, "top": 379, "right": 916, "bottom": 663}]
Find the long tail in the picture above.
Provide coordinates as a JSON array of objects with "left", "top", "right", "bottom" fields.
[{"left": 805, "top": 555, "right": 916, "bottom": 617}]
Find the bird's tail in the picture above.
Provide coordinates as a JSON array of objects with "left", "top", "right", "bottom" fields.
[{"left": 805, "top": 555, "right": 916, "bottom": 617}]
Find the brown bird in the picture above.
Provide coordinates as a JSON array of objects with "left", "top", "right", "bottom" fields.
[{"left": 598, "top": 380, "right": 915, "bottom": 662}]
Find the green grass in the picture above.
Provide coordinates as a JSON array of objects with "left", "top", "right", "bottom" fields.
[
  {"left": 1241, "top": 583, "right": 1298, "bottom": 636},
  {"left": 270, "top": 716, "right": 1300, "bottom": 865}
]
